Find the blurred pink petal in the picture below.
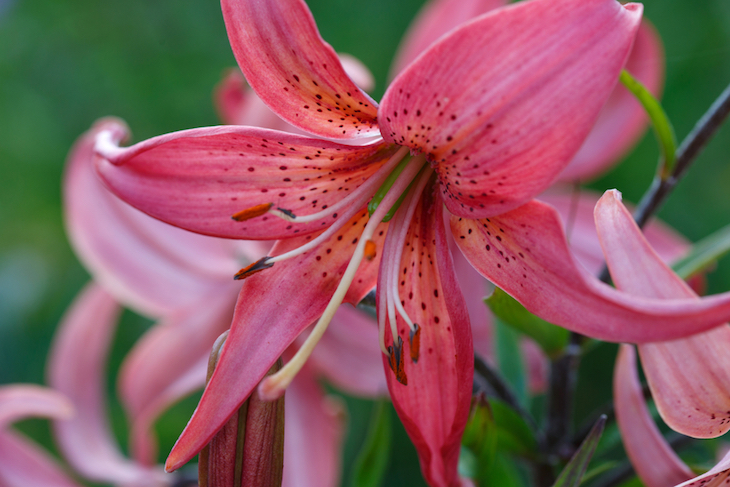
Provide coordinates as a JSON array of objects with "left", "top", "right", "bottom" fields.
[
  {"left": 47, "top": 283, "right": 169, "bottom": 485},
  {"left": 0, "top": 385, "right": 72, "bottom": 427},
  {"left": 614, "top": 345, "right": 694, "bottom": 487},
  {"left": 282, "top": 362, "right": 345, "bottom": 487},
  {"left": 0, "top": 430, "right": 81, "bottom": 487},
  {"left": 558, "top": 21, "right": 664, "bottom": 181}
]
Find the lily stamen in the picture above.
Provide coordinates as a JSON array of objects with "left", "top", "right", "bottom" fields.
[{"left": 257, "top": 156, "right": 427, "bottom": 401}]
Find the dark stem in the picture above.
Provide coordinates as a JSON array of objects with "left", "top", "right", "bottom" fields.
[{"left": 544, "top": 334, "right": 582, "bottom": 453}]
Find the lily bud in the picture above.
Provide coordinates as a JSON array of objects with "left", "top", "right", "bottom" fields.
[{"left": 199, "top": 331, "right": 285, "bottom": 487}]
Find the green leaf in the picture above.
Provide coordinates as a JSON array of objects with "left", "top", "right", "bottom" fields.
[
  {"left": 491, "top": 399, "right": 538, "bottom": 458},
  {"left": 461, "top": 398, "right": 498, "bottom": 476},
  {"left": 619, "top": 69, "right": 677, "bottom": 179},
  {"left": 487, "top": 288, "right": 569, "bottom": 358},
  {"left": 551, "top": 415, "right": 606, "bottom": 487},
  {"left": 494, "top": 316, "right": 528, "bottom": 406},
  {"left": 350, "top": 400, "right": 392, "bottom": 487},
  {"left": 672, "top": 222, "right": 730, "bottom": 280}
]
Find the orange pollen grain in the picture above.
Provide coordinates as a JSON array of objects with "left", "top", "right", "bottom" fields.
[{"left": 231, "top": 202, "right": 273, "bottom": 221}]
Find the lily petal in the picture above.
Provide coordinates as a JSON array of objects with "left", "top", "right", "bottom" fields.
[
  {"left": 282, "top": 361, "right": 345, "bottom": 487},
  {"left": 118, "top": 288, "right": 238, "bottom": 465},
  {"left": 166, "top": 210, "right": 385, "bottom": 470},
  {"left": 674, "top": 449, "right": 730, "bottom": 487},
  {"left": 380, "top": 0, "right": 642, "bottom": 218},
  {"left": 389, "top": 0, "right": 506, "bottom": 78},
  {"left": 306, "top": 305, "right": 388, "bottom": 397},
  {"left": 0, "top": 430, "right": 81, "bottom": 487},
  {"left": 614, "top": 345, "right": 694, "bottom": 487},
  {"left": 450, "top": 197, "right": 730, "bottom": 343},
  {"left": 67, "top": 119, "right": 247, "bottom": 317},
  {"left": 47, "top": 283, "right": 167, "bottom": 485},
  {"left": 0, "top": 385, "right": 72, "bottom": 427},
  {"left": 221, "top": 0, "right": 379, "bottom": 139},
  {"left": 95, "top": 125, "right": 397, "bottom": 239},
  {"left": 380, "top": 180, "right": 473, "bottom": 487},
  {"left": 558, "top": 21, "right": 664, "bottom": 181},
  {"left": 596, "top": 190, "right": 730, "bottom": 438}
]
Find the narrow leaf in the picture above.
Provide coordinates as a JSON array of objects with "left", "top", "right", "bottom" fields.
[
  {"left": 350, "top": 400, "right": 392, "bottom": 487},
  {"left": 552, "top": 415, "right": 607, "bottom": 487},
  {"left": 672, "top": 222, "right": 730, "bottom": 280},
  {"left": 619, "top": 69, "right": 677, "bottom": 178},
  {"left": 487, "top": 289, "right": 569, "bottom": 358}
]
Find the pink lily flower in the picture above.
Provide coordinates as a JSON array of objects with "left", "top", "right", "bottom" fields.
[
  {"left": 92, "top": 0, "right": 642, "bottom": 484},
  {"left": 66, "top": 112, "right": 385, "bottom": 486},
  {"left": 0, "top": 385, "right": 79, "bottom": 487}
]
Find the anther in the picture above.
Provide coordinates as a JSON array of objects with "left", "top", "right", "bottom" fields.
[
  {"left": 232, "top": 203, "right": 273, "bottom": 221},
  {"left": 234, "top": 257, "right": 274, "bottom": 280},
  {"left": 364, "top": 239, "right": 377, "bottom": 261},
  {"left": 276, "top": 207, "right": 297, "bottom": 219},
  {"left": 409, "top": 323, "right": 421, "bottom": 363},
  {"left": 387, "top": 336, "right": 408, "bottom": 385}
]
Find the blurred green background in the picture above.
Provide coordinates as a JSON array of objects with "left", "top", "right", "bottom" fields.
[{"left": 1, "top": 0, "right": 730, "bottom": 485}]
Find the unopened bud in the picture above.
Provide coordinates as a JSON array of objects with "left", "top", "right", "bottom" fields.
[{"left": 199, "top": 331, "right": 285, "bottom": 487}]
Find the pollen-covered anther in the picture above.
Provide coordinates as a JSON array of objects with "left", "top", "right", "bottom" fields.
[
  {"left": 364, "top": 239, "right": 377, "bottom": 261},
  {"left": 232, "top": 202, "right": 274, "bottom": 221},
  {"left": 388, "top": 336, "right": 408, "bottom": 385},
  {"left": 409, "top": 323, "right": 421, "bottom": 363},
  {"left": 234, "top": 257, "right": 274, "bottom": 280}
]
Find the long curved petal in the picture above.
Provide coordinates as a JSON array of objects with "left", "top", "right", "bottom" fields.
[
  {"left": 558, "top": 21, "right": 664, "bottom": 181},
  {"left": 95, "top": 125, "right": 397, "bottom": 239},
  {"left": 613, "top": 345, "right": 694, "bottom": 487},
  {"left": 47, "top": 284, "right": 168, "bottom": 485},
  {"left": 306, "top": 305, "right": 388, "bottom": 398},
  {"left": 450, "top": 198, "right": 730, "bottom": 343},
  {"left": 379, "top": 181, "right": 473, "bottom": 487},
  {"left": 221, "top": 0, "right": 379, "bottom": 139},
  {"left": 0, "top": 385, "right": 72, "bottom": 427},
  {"left": 389, "top": 0, "right": 506, "bottom": 78},
  {"left": 166, "top": 210, "right": 386, "bottom": 470},
  {"left": 0, "top": 430, "right": 81, "bottom": 487},
  {"left": 118, "top": 288, "right": 238, "bottom": 465},
  {"left": 596, "top": 190, "right": 730, "bottom": 438},
  {"left": 66, "top": 119, "right": 248, "bottom": 317},
  {"left": 380, "top": 0, "right": 642, "bottom": 219},
  {"left": 282, "top": 362, "right": 345, "bottom": 487}
]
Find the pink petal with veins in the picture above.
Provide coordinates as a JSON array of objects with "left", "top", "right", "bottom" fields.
[
  {"left": 95, "top": 125, "right": 397, "bottom": 239},
  {"left": 596, "top": 190, "right": 730, "bottom": 438},
  {"left": 389, "top": 0, "right": 506, "bottom": 79},
  {"left": 118, "top": 288, "right": 238, "bottom": 465},
  {"left": 166, "top": 210, "right": 386, "bottom": 470},
  {"left": 221, "top": 0, "right": 379, "bottom": 139},
  {"left": 614, "top": 345, "right": 694, "bottom": 487},
  {"left": 675, "top": 449, "right": 730, "bottom": 486},
  {"left": 0, "top": 430, "right": 81, "bottom": 487},
  {"left": 379, "top": 181, "right": 473, "bottom": 487},
  {"left": 381, "top": 0, "right": 641, "bottom": 219},
  {"left": 66, "top": 119, "right": 247, "bottom": 317},
  {"left": 282, "top": 362, "right": 345, "bottom": 487},
  {"left": 47, "top": 284, "right": 168, "bottom": 485},
  {"left": 559, "top": 21, "right": 664, "bottom": 182},
  {"left": 306, "top": 305, "right": 388, "bottom": 397},
  {"left": 450, "top": 196, "right": 730, "bottom": 343}
]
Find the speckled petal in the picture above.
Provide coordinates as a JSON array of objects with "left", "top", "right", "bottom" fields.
[
  {"left": 166, "top": 210, "right": 386, "bottom": 470},
  {"left": 450, "top": 197, "right": 730, "bottom": 343},
  {"left": 96, "top": 125, "right": 398, "bottom": 239},
  {"left": 596, "top": 190, "right": 730, "bottom": 439},
  {"left": 558, "top": 21, "right": 664, "bottom": 181},
  {"left": 389, "top": 0, "right": 506, "bottom": 78},
  {"left": 221, "top": 0, "right": 379, "bottom": 139},
  {"left": 381, "top": 0, "right": 641, "bottom": 218},
  {"left": 674, "top": 450, "right": 730, "bottom": 487},
  {"left": 379, "top": 180, "right": 473, "bottom": 487},
  {"left": 67, "top": 119, "right": 248, "bottom": 317},
  {"left": 614, "top": 345, "right": 694, "bottom": 487}
]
